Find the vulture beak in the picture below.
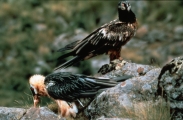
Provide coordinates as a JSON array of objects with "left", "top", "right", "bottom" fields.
[{"left": 30, "top": 85, "right": 40, "bottom": 107}]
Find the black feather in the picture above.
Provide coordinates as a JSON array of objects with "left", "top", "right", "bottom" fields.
[
  {"left": 57, "top": 51, "right": 74, "bottom": 61},
  {"left": 44, "top": 72, "right": 132, "bottom": 102},
  {"left": 57, "top": 41, "right": 80, "bottom": 52},
  {"left": 54, "top": 56, "right": 83, "bottom": 70}
]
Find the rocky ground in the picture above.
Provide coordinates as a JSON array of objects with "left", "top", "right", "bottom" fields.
[
  {"left": 1, "top": 57, "right": 183, "bottom": 120},
  {"left": 0, "top": 107, "right": 62, "bottom": 120}
]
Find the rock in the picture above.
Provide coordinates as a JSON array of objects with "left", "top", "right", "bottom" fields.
[
  {"left": 157, "top": 56, "right": 183, "bottom": 120},
  {"left": 98, "top": 58, "right": 124, "bottom": 75},
  {"left": 85, "top": 61, "right": 160, "bottom": 119},
  {"left": 94, "top": 56, "right": 183, "bottom": 119},
  {"left": 0, "top": 107, "right": 26, "bottom": 120},
  {"left": 21, "top": 107, "right": 64, "bottom": 120},
  {"left": 0, "top": 107, "right": 65, "bottom": 120},
  {"left": 96, "top": 117, "right": 131, "bottom": 120},
  {"left": 104, "top": 61, "right": 157, "bottom": 78}
]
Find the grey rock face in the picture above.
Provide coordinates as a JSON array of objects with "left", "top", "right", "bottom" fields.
[
  {"left": 86, "top": 57, "right": 183, "bottom": 119},
  {"left": 0, "top": 107, "right": 26, "bottom": 120},
  {"left": 86, "top": 61, "right": 161, "bottom": 119},
  {"left": 21, "top": 107, "right": 63, "bottom": 120},
  {"left": 0, "top": 107, "right": 65, "bottom": 120},
  {"left": 157, "top": 56, "right": 183, "bottom": 120}
]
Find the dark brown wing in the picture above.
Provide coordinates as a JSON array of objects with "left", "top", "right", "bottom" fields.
[{"left": 55, "top": 19, "right": 137, "bottom": 69}]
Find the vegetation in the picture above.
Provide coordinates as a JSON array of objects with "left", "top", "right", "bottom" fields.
[
  {"left": 122, "top": 100, "right": 171, "bottom": 120},
  {"left": 0, "top": 0, "right": 182, "bottom": 111}
]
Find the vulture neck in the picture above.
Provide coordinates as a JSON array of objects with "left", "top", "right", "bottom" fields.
[{"left": 118, "top": 9, "right": 136, "bottom": 23}]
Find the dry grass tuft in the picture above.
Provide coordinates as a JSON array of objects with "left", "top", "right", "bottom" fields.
[
  {"left": 120, "top": 99, "right": 171, "bottom": 120},
  {"left": 47, "top": 102, "right": 58, "bottom": 114},
  {"left": 14, "top": 92, "right": 33, "bottom": 109}
]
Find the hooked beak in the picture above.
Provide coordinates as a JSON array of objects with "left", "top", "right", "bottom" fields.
[{"left": 30, "top": 85, "right": 40, "bottom": 107}]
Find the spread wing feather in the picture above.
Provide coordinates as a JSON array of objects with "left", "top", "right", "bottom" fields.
[{"left": 55, "top": 56, "right": 83, "bottom": 70}]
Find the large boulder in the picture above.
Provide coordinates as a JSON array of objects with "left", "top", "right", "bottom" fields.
[
  {"left": 0, "top": 107, "right": 26, "bottom": 120},
  {"left": 157, "top": 56, "right": 183, "bottom": 120},
  {"left": 85, "top": 61, "right": 161, "bottom": 119},
  {"left": 0, "top": 107, "right": 64, "bottom": 120},
  {"left": 85, "top": 57, "right": 183, "bottom": 120}
]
